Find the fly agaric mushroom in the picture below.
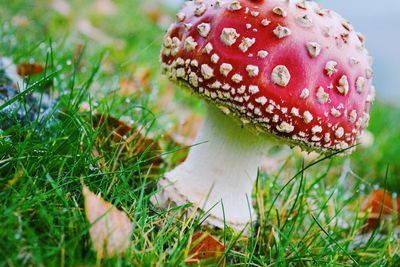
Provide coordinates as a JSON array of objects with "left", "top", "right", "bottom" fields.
[{"left": 153, "top": 0, "right": 375, "bottom": 231}]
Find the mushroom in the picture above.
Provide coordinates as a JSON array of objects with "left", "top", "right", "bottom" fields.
[{"left": 153, "top": 0, "right": 375, "bottom": 231}]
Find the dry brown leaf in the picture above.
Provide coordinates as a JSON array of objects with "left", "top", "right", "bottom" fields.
[
  {"left": 92, "top": 114, "right": 164, "bottom": 177},
  {"left": 187, "top": 231, "right": 226, "bottom": 266},
  {"left": 361, "top": 189, "right": 400, "bottom": 231},
  {"left": 83, "top": 184, "right": 132, "bottom": 259},
  {"left": 17, "top": 63, "right": 44, "bottom": 76},
  {"left": 93, "top": 114, "right": 132, "bottom": 142}
]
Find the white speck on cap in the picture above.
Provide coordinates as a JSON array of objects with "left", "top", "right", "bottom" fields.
[
  {"left": 176, "top": 68, "right": 185, "bottom": 78},
  {"left": 197, "top": 23, "right": 211, "bottom": 37},
  {"left": 246, "top": 65, "right": 259, "bottom": 77},
  {"left": 356, "top": 77, "right": 365, "bottom": 93},
  {"left": 214, "top": 0, "right": 224, "bottom": 8},
  {"left": 335, "top": 127, "right": 344, "bottom": 138},
  {"left": 188, "top": 72, "right": 199, "bottom": 87},
  {"left": 324, "top": 133, "right": 331, "bottom": 142},
  {"left": 271, "top": 65, "right": 291, "bottom": 87},
  {"left": 312, "top": 125, "right": 323, "bottom": 134},
  {"left": 211, "top": 53, "right": 220, "bottom": 64},
  {"left": 325, "top": 61, "right": 338, "bottom": 76},
  {"left": 296, "top": 1, "right": 308, "bottom": 10},
  {"left": 201, "top": 64, "right": 214, "bottom": 79},
  {"left": 273, "top": 7, "right": 287, "bottom": 17},
  {"left": 220, "top": 63, "right": 233, "bottom": 76},
  {"left": 261, "top": 19, "right": 271, "bottom": 26},
  {"left": 184, "top": 37, "right": 197, "bottom": 51},
  {"left": 330, "top": 108, "right": 341, "bottom": 117},
  {"left": 171, "top": 37, "right": 181, "bottom": 56},
  {"left": 300, "top": 88, "right": 310, "bottom": 99},
  {"left": 209, "top": 81, "right": 222, "bottom": 89},
  {"left": 176, "top": 12, "right": 185, "bottom": 22},
  {"left": 297, "top": 15, "right": 313, "bottom": 27},
  {"left": 303, "top": 111, "right": 313, "bottom": 123},
  {"left": 306, "top": 42, "right": 321, "bottom": 58},
  {"left": 349, "top": 110, "right": 357, "bottom": 123},
  {"left": 228, "top": 1, "right": 242, "bottom": 11},
  {"left": 239, "top": 37, "right": 256, "bottom": 52},
  {"left": 203, "top": 43, "right": 213, "bottom": 54},
  {"left": 255, "top": 96, "right": 268, "bottom": 105},
  {"left": 190, "top": 60, "right": 199, "bottom": 67},
  {"left": 273, "top": 25, "right": 291, "bottom": 39},
  {"left": 277, "top": 122, "right": 294, "bottom": 133},
  {"left": 317, "top": 87, "right": 329, "bottom": 104},
  {"left": 184, "top": 23, "right": 192, "bottom": 30},
  {"left": 350, "top": 57, "right": 360, "bottom": 65},
  {"left": 291, "top": 107, "right": 299, "bottom": 116},
  {"left": 232, "top": 74, "right": 243, "bottom": 83},
  {"left": 337, "top": 75, "right": 349, "bottom": 95},
  {"left": 249, "top": 85, "right": 260, "bottom": 94},
  {"left": 194, "top": 3, "right": 207, "bottom": 16},
  {"left": 257, "top": 50, "right": 268, "bottom": 58},
  {"left": 220, "top": 28, "right": 240, "bottom": 46},
  {"left": 266, "top": 104, "right": 274, "bottom": 113}
]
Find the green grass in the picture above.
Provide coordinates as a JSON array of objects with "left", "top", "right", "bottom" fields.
[{"left": 1, "top": 0, "right": 400, "bottom": 266}]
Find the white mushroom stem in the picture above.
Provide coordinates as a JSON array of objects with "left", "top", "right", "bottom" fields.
[{"left": 153, "top": 105, "right": 267, "bottom": 231}]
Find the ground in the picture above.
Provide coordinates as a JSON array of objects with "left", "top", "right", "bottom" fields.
[{"left": 1, "top": 0, "right": 400, "bottom": 266}]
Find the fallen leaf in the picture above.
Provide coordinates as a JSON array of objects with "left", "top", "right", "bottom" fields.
[
  {"left": 92, "top": 114, "right": 164, "bottom": 178},
  {"left": 187, "top": 231, "right": 226, "bottom": 266},
  {"left": 82, "top": 183, "right": 132, "bottom": 258},
  {"left": 361, "top": 189, "right": 400, "bottom": 231},
  {"left": 93, "top": 114, "right": 132, "bottom": 142},
  {"left": 17, "top": 63, "right": 44, "bottom": 76}
]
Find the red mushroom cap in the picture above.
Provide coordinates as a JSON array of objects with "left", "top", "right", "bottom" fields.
[{"left": 161, "top": 0, "right": 375, "bottom": 153}]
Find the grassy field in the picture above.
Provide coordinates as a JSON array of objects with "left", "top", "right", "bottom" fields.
[{"left": 1, "top": 0, "right": 400, "bottom": 266}]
